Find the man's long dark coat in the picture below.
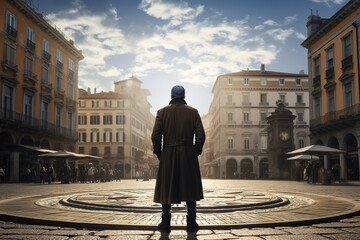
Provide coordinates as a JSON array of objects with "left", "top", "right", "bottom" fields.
[{"left": 152, "top": 98, "right": 205, "bottom": 204}]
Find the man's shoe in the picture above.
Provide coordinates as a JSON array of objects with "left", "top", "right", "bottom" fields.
[
  {"left": 186, "top": 215, "right": 199, "bottom": 233},
  {"left": 158, "top": 214, "right": 171, "bottom": 233}
]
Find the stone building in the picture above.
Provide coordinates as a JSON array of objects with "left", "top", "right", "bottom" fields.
[
  {"left": 302, "top": 0, "right": 360, "bottom": 181},
  {"left": 77, "top": 76, "right": 156, "bottom": 179},
  {"left": 0, "top": 0, "right": 83, "bottom": 182},
  {"left": 206, "top": 65, "right": 310, "bottom": 179}
]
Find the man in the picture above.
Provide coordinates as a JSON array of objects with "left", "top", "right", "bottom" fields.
[{"left": 152, "top": 85, "right": 206, "bottom": 233}]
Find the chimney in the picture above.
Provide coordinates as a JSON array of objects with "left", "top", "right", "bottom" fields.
[
  {"left": 94, "top": 88, "right": 97, "bottom": 93},
  {"left": 307, "top": 9, "right": 322, "bottom": 36},
  {"left": 87, "top": 87, "right": 91, "bottom": 94},
  {"left": 299, "top": 70, "right": 305, "bottom": 74},
  {"left": 260, "top": 64, "right": 265, "bottom": 71}
]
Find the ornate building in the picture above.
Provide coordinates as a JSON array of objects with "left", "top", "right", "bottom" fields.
[
  {"left": 78, "top": 76, "right": 156, "bottom": 179},
  {"left": 206, "top": 65, "right": 310, "bottom": 179},
  {"left": 302, "top": 0, "right": 360, "bottom": 181},
  {"left": 0, "top": 0, "right": 83, "bottom": 182}
]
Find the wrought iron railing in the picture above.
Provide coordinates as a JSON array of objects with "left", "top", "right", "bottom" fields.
[
  {"left": 26, "top": 39, "right": 36, "bottom": 52},
  {"left": 311, "top": 104, "right": 360, "bottom": 127},
  {"left": 341, "top": 55, "right": 353, "bottom": 71},
  {"left": 0, "top": 108, "right": 77, "bottom": 139},
  {"left": 42, "top": 51, "right": 51, "bottom": 62},
  {"left": 6, "top": 25, "right": 17, "bottom": 39}
]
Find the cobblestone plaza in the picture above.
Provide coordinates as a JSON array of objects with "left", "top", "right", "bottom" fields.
[{"left": 0, "top": 179, "right": 360, "bottom": 239}]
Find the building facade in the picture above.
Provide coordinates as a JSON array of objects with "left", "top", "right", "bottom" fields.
[
  {"left": 78, "top": 76, "right": 156, "bottom": 179},
  {"left": 207, "top": 65, "right": 310, "bottom": 179},
  {"left": 302, "top": 0, "right": 360, "bottom": 181},
  {"left": 0, "top": 0, "right": 83, "bottom": 182}
]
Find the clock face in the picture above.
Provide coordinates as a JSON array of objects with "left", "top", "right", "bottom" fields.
[{"left": 279, "top": 131, "right": 289, "bottom": 141}]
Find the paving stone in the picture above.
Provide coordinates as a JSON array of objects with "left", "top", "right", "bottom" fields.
[
  {"left": 212, "top": 229, "right": 232, "bottom": 234},
  {"left": 324, "top": 233, "right": 360, "bottom": 240},
  {"left": 69, "top": 237, "right": 101, "bottom": 240},
  {"left": 0, "top": 235, "right": 68, "bottom": 240},
  {"left": 0, "top": 228, "right": 49, "bottom": 235},
  {"left": 231, "top": 228, "right": 286, "bottom": 236},
  {"left": 264, "top": 234, "right": 329, "bottom": 240},
  {"left": 197, "top": 229, "right": 213, "bottom": 235},
  {"left": 196, "top": 233, "right": 239, "bottom": 239},
  {"left": 341, "top": 227, "right": 360, "bottom": 233},
  {"left": 340, "top": 217, "right": 360, "bottom": 223},
  {"left": 95, "top": 230, "right": 154, "bottom": 236},
  {"left": 46, "top": 230, "right": 93, "bottom": 236},
  {"left": 312, "top": 222, "right": 360, "bottom": 228},
  {"left": 106, "top": 235, "right": 152, "bottom": 240},
  {"left": 281, "top": 227, "right": 345, "bottom": 235}
]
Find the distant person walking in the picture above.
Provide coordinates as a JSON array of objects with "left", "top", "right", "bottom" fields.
[{"left": 151, "top": 85, "right": 206, "bottom": 233}]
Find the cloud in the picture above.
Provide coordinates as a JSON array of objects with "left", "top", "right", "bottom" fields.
[
  {"left": 254, "top": 25, "right": 264, "bottom": 30},
  {"left": 109, "top": 5, "right": 120, "bottom": 21},
  {"left": 264, "top": 20, "right": 277, "bottom": 26},
  {"left": 98, "top": 66, "right": 123, "bottom": 77},
  {"left": 266, "top": 28, "right": 295, "bottom": 42},
  {"left": 295, "top": 32, "right": 306, "bottom": 40},
  {"left": 311, "top": 0, "right": 346, "bottom": 7},
  {"left": 138, "top": 0, "right": 204, "bottom": 21}
]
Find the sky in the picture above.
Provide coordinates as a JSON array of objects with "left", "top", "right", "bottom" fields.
[{"left": 29, "top": 0, "right": 348, "bottom": 116}]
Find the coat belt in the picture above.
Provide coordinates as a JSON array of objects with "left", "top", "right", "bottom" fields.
[{"left": 164, "top": 139, "right": 194, "bottom": 147}]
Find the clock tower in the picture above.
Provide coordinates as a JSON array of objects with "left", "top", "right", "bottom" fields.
[{"left": 266, "top": 100, "right": 296, "bottom": 179}]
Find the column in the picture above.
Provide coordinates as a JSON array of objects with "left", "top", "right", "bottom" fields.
[
  {"left": 340, "top": 153, "right": 347, "bottom": 182},
  {"left": 9, "top": 152, "right": 19, "bottom": 183},
  {"left": 324, "top": 155, "right": 329, "bottom": 170}
]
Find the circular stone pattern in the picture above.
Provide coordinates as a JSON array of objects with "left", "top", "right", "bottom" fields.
[{"left": 0, "top": 189, "right": 359, "bottom": 230}]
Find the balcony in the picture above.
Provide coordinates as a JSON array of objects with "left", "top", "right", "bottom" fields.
[
  {"left": 23, "top": 71, "right": 38, "bottom": 85},
  {"left": 42, "top": 51, "right": 51, "bottom": 62},
  {"left": 41, "top": 81, "right": 53, "bottom": 92},
  {"left": 310, "top": 104, "right": 360, "bottom": 134},
  {"left": 55, "top": 88, "right": 65, "bottom": 99},
  {"left": 341, "top": 55, "right": 353, "bottom": 71},
  {"left": 0, "top": 108, "right": 78, "bottom": 140},
  {"left": 26, "top": 39, "right": 36, "bottom": 52},
  {"left": 296, "top": 102, "right": 306, "bottom": 107},
  {"left": 259, "top": 101, "right": 269, "bottom": 106},
  {"left": 56, "top": 60, "right": 63, "bottom": 70},
  {"left": 313, "top": 75, "right": 321, "bottom": 88},
  {"left": 6, "top": 25, "right": 17, "bottom": 39},
  {"left": 68, "top": 69, "right": 74, "bottom": 79},
  {"left": 325, "top": 67, "right": 334, "bottom": 80}
]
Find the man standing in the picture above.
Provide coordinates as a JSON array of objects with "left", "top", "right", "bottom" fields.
[{"left": 152, "top": 85, "right": 206, "bottom": 233}]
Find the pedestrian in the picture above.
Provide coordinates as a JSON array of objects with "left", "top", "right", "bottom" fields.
[
  {"left": 40, "top": 166, "right": 46, "bottom": 184},
  {"left": 151, "top": 85, "right": 206, "bottom": 233},
  {"left": 0, "top": 166, "right": 5, "bottom": 183},
  {"left": 305, "top": 162, "right": 312, "bottom": 184}
]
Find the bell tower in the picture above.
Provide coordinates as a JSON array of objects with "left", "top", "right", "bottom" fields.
[{"left": 266, "top": 100, "right": 296, "bottom": 179}]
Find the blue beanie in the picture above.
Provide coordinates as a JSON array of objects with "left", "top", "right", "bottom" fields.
[{"left": 171, "top": 85, "right": 185, "bottom": 98}]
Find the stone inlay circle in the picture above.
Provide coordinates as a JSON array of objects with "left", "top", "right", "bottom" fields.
[{"left": 0, "top": 189, "right": 359, "bottom": 230}]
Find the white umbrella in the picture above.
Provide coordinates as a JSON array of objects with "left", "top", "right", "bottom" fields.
[
  {"left": 287, "top": 145, "right": 345, "bottom": 155},
  {"left": 286, "top": 154, "right": 320, "bottom": 161},
  {"left": 38, "top": 150, "right": 102, "bottom": 160}
]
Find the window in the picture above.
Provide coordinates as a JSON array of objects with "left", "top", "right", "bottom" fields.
[
  {"left": 118, "top": 147, "right": 124, "bottom": 157},
  {"left": 67, "top": 82, "right": 73, "bottom": 99},
  {"left": 314, "top": 56, "right": 320, "bottom": 77},
  {"left": 23, "top": 94, "right": 33, "bottom": 124},
  {"left": 260, "top": 93, "right": 267, "bottom": 103},
  {"left": 55, "top": 106, "right": 62, "bottom": 132},
  {"left": 56, "top": 49, "right": 63, "bottom": 68},
  {"left": 296, "top": 79, "right": 301, "bottom": 86},
  {"left": 243, "top": 93, "right": 250, "bottom": 104},
  {"left": 298, "top": 137, "right": 305, "bottom": 148},
  {"left": 42, "top": 65, "right": 49, "bottom": 83},
  {"left": 297, "top": 95, "right": 303, "bottom": 103},
  {"left": 228, "top": 78, "right": 232, "bottom": 85},
  {"left": 326, "top": 46, "right": 334, "bottom": 69},
  {"left": 80, "top": 132, "right": 86, "bottom": 142},
  {"left": 116, "top": 131, "right": 125, "bottom": 142},
  {"left": 105, "top": 100, "right": 112, "bottom": 108},
  {"left": 67, "top": 112, "right": 73, "bottom": 130},
  {"left": 26, "top": 27, "right": 35, "bottom": 51},
  {"left": 116, "top": 115, "right": 126, "bottom": 124},
  {"left": 343, "top": 33, "right": 352, "bottom": 59},
  {"left": 227, "top": 137, "right": 233, "bottom": 150},
  {"left": 90, "top": 115, "right": 100, "bottom": 125},
  {"left": 344, "top": 82, "right": 354, "bottom": 108},
  {"left": 25, "top": 56, "right": 34, "bottom": 75},
  {"left": 243, "top": 112, "right": 249, "bottom": 121},
  {"left": 103, "top": 115, "right": 113, "bottom": 125},
  {"left": 40, "top": 101, "right": 49, "bottom": 127},
  {"left": 279, "top": 79, "right": 285, "bottom": 85},
  {"left": 105, "top": 147, "right": 111, "bottom": 156},
  {"left": 68, "top": 58, "right": 74, "bottom": 74},
  {"left": 117, "top": 100, "right": 124, "bottom": 107},
  {"left": 42, "top": 39, "right": 50, "bottom": 54},
  {"left": 92, "top": 101, "right": 99, "bottom": 108},
  {"left": 78, "top": 115, "right": 87, "bottom": 125},
  {"left": 2, "top": 85, "right": 14, "bottom": 119},
  {"left": 6, "top": 11, "right": 17, "bottom": 38},
  {"left": 79, "top": 100, "right": 86, "bottom": 107},
  {"left": 244, "top": 78, "right": 249, "bottom": 85},
  {"left": 244, "top": 137, "right": 250, "bottom": 150},
  {"left": 261, "top": 135, "right": 267, "bottom": 150},
  {"left": 227, "top": 113, "right": 233, "bottom": 121},
  {"left": 91, "top": 147, "right": 99, "bottom": 156},
  {"left": 297, "top": 112, "right": 304, "bottom": 122},
  {"left": 260, "top": 78, "right": 266, "bottom": 86},
  {"left": 227, "top": 95, "right": 233, "bottom": 103},
  {"left": 79, "top": 147, "right": 85, "bottom": 154},
  {"left": 56, "top": 74, "right": 62, "bottom": 91},
  {"left": 4, "top": 44, "right": 16, "bottom": 66},
  {"left": 314, "top": 97, "right": 321, "bottom": 119},
  {"left": 260, "top": 112, "right": 267, "bottom": 121},
  {"left": 327, "top": 90, "right": 336, "bottom": 112},
  {"left": 279, "top": 94, "right": 286, "bottom": 104}
]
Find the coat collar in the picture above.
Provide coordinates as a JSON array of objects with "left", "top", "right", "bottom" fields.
[{"left": 169, "top": 98, "right": 187, "bottom": 105}]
